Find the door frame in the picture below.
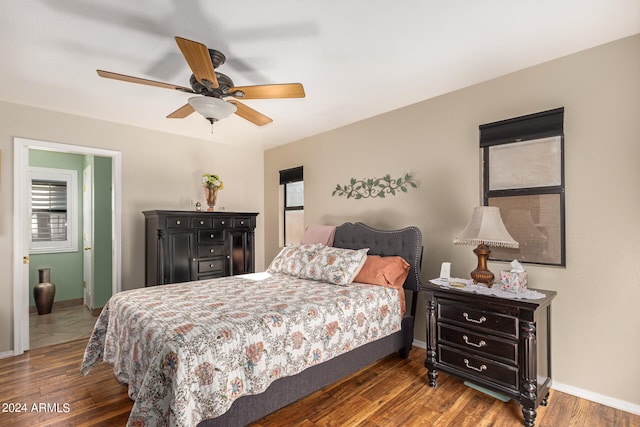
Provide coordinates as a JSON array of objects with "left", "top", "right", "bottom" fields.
[
  {"left": 82, "top": 163, "right": 94, "bottom": 309},
  {"left": 13, "top": 137, "right": 122, "bottom": 356}
]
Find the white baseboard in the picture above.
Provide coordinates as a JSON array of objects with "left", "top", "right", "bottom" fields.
[
  {"left": 411, "top": 339, "right": 640, "bottom": 415},
  {"left": 552, "top": 381, "right": 640, "bottom": 415},
  {"left": 0, "top": 350, "right": 15, "bottom": 359}
]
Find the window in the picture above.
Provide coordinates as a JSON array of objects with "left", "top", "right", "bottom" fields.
[
  {"left": 480, "top": 108, "right": 565, "bottom": 266},
  {"left": 30, "top": 167, "right": 78, "bottom": 254},
  {"left": 279, "top": 166, "right": 304, "bottom": 246}
]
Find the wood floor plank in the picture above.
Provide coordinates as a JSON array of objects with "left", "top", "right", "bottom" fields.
[{"left": 0, "top": 338, "right": 638, "bottom": 426}]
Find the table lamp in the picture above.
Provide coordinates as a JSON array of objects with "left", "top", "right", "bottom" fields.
[{"left": 453, "top": 206, "right": 519, "bottom": 287}]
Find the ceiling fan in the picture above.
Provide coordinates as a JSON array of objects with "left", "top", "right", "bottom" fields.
[{"left": 97, "top": 36, "right": 305, "bottom": 127}]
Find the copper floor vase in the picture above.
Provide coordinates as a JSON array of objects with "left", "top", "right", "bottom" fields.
[{"left": 34, "top": 268, "right": 56, "bottom": 315}]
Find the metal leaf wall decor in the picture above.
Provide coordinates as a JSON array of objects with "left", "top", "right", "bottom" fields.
[{"left": 332, "top": 173, "right": 417, "bottom": 199}]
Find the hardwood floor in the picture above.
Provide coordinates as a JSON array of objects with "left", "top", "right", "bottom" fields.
[
  {"left": 0, "top": 339, "right": 638, "bottom": 427},
  {"left": 29, "top": 304, "right": 98, "bottom": 350}
]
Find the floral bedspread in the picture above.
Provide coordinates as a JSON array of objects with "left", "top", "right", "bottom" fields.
[{"left": 81, "top": 272, "right": 403, "bottom": 427}]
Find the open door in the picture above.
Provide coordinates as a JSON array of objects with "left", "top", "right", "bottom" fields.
[
  {"left": 83, "top": 164, "right": 94, "bottom": 310},
  {"left": 14, "top": 137, "right": 122, "bottom": 357}
]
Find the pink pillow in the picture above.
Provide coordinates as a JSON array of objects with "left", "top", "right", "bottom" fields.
[
  {"left": 354, "top": 255, "right": 410, "bottom": 314},
  {"left": 300, "top": 224, "right": 336, "bottom": 246}
]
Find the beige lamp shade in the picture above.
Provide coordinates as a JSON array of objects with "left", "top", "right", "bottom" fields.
[
  {"left": 454, "top": 206, "right": 518, "bottom": 286},
  {"left": 454, "top": 206, "right": 519, "bottom": 248}
]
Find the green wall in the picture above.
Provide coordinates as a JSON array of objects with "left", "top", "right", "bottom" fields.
[
  {"left": 29, "top": 151, "right": 113, "bottom": 309},
  {"left": 29, "top": 150, "right": 84, "bottom": 304}
]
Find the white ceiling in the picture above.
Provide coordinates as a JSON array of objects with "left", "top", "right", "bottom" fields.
[{"left": 1, "top": 1, "right": 639, "bottom": 149}]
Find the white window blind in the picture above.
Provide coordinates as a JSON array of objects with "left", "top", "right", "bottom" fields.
[
  {"left": 31, "top": 179, "right": 68, "bottom": 242},
  {"left": 29, "top": 166, "right": 78, "bottom": 254}
]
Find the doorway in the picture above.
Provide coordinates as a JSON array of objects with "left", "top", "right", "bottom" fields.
[{"left": 13, "top": 137, "right": 122, "bottom": 356}]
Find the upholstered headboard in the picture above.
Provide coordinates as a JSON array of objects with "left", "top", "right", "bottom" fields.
[{"left": 333, "top": 222, "right": 423, "bottom": 292}]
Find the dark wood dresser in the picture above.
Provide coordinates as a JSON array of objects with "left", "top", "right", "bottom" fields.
[
  {"left": 143, "top": 210, "right": 258, "bottom": 286},
  {"left": 420, "top": 282, "right": 556, "bottom": 427}
]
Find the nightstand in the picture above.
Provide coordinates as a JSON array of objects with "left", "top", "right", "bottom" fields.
[{"left": 420, "top": 282, "right": 556, "bottom": 427}]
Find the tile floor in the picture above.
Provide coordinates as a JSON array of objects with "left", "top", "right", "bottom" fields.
[{"left": 29, "top": 304, "right": 99, "bottom": 349}]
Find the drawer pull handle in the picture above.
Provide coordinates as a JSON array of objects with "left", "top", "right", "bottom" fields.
[
  {"left": 463, "top": 335, "right": 486, "bottom": 348},
  {"left": 463, "top": 313, "right": 486, "bottom": 324},
  {"left": 176, "top": 220, "right": 181, "bottom": 225},
  {"left": 200, "top": 220, "right": 204, "bottom": 225},
  {"left": 240, "top": 221, "right": 244, "bottom": 225},
  {"left": 463, "top": 359, "right": 487, "bottom": 373},
  {"left": 210, "top": 264, "right": 214, "bottom": 268},
  {"left": 221, "top": 221, "right": 225, "bottom": 225},
  {"left": 210, "top": 234, "right": 215, "bottom": 238},
  {"left": 210, "top": 249, "right": 215, "bottom": 253}
]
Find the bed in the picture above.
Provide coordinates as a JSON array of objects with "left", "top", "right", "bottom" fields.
[{"left": 82, "top": 222, "right": 423, "bottom": 427}]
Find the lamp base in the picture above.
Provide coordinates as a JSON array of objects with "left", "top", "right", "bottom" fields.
[{"left": 471, "top": 243, "right": 494, "bottom": 287}]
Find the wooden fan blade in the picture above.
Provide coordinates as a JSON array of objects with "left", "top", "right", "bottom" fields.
[
  {"left": 229, "top": 83, "right": 305, "bottom": 99},
  {"left": 227, "top": 100, "right": 272, "bottom": 126},
  {"left": 96, "top": 70, "right": 193, "bottom": 92},
  {"left": 175, "top": 36, "right": 219, "bottom": 89},
  {"left": 167, "top": 103, "right": 195, "bottom": 119}
]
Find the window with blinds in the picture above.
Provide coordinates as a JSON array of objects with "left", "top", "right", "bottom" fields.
[
  {"left": 31, "top": 179, "right": 68, "bottom": 242},
  {"left": 29, "top": 167, "right": 78, "bottom": 254}
]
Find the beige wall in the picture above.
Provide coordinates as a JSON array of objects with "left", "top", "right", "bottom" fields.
[
  {"left": 265, "top": 34, "right": 640, "bottom": 406},
  {"left": 0, "top": 102, "right": 265, "bottom": 353}
]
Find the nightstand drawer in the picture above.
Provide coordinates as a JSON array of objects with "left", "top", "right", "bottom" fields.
[
  {"left": 198, "top": 259, "right": 225, "bottom": 274},
  {"left": 439, "top": 345, "right": 518, "bottom": 389},
  {"left": 199, "top": 229, "right": 225, "bottom": 242},
  {"left": 438, "top": 300, "right": 518, "bottom": 338},
  {"left": 197, "top": 243, "right": 224, "bottom": 258},
  {"left": 438, "top": 324, "right": 517, "bottom": 363}
]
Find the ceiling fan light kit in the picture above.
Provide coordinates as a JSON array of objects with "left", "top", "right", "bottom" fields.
[
  {"left": 188, "top": 96, "right": 237, "bottom": 123},
  {"left": 97, "top": 36, "right": 305, "bottom": 128}
]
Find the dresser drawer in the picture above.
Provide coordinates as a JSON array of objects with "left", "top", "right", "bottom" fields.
[
  {"left": 197, "top": 243, "right": 224, "bottom": 258},
  {"left": 199, "top": 229, "right": 225, "bottom": 243},
  {"left": 198, "top": 259, "right": 225, "bottom": 274},
  {"left": 438, "top": 300, "right": 518, "bottom": 338},
  {"left": 191, "top": 217, "right": 213, "bottom": 228},
  {"left": 198, "top": 270, "right": 226, "bottom": 280},
  {"left": 213, "top": 217, "right": 231, "bottom": 228},
  {"left": 233, "top": 216, "right": 254, "bottom": 228},
  {"left": 166, "top": 216, "right": 189, "bottom": 228},
  {"left": 438, "top": 324, "right": 517, "bottom": 364},
  {"left": 439, "top": 345, "right": 518, "bottom": 389}
]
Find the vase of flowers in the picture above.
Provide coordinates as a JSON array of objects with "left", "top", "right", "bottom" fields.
[{"left": 202, "top": 173, "right": 224, "bottom": 211}]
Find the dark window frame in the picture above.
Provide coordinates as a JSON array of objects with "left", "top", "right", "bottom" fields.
[
  {"left": 279, "top": 166, "right": 304, "bottom": 245},
  {"left": 480, "top": 108, "right": 566, "bottom": 267}
]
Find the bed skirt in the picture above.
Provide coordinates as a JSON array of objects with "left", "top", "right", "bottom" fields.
[{"left": 198, "top": 314, "right": 414, "bottom": 427}]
